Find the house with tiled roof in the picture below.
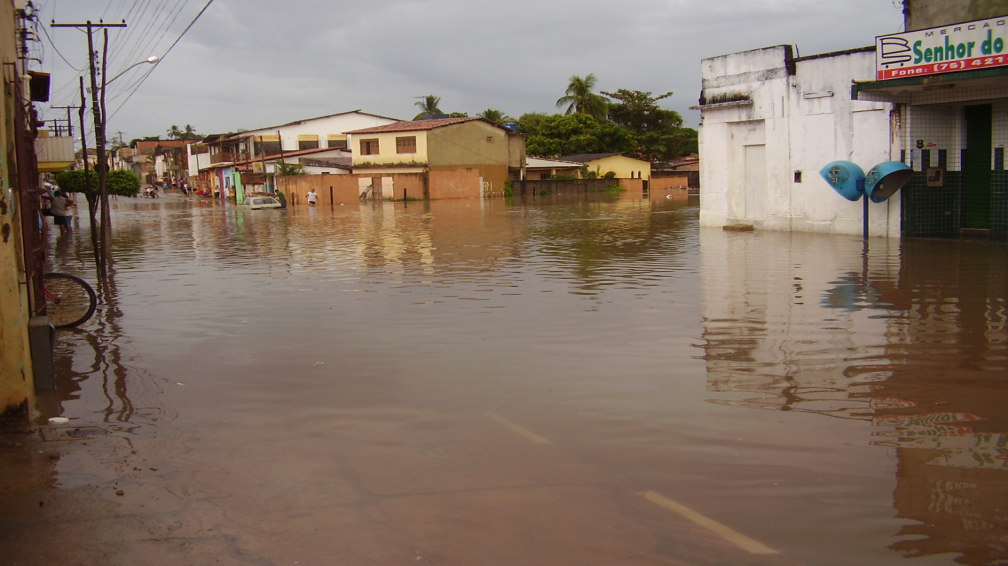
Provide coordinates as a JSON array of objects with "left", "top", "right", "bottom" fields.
[
  {"left": 346, "top": 117, "right": 525, "bottom": 199},
  {"left": 189, "top": 110, "right": 401, "bottom": 198}
]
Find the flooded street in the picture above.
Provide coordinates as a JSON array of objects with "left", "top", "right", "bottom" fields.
[{"left": 4, "top": 193, "right": 1007, "bottom": 565}]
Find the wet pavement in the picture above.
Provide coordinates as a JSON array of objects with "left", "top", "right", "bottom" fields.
[{"left": 1, "top": 192, "right": 1006, "bottom": 565}]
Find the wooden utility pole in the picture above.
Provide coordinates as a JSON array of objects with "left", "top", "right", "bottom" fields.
[
  {"left": 52, "top": 19, "right": 126, "bottom": 278},
  {"left": 50, "top": 105, "right": 77, "bottom": 137}
]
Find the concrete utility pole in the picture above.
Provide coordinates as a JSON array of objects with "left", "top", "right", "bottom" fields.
[{"left": 52, "top": 19, "right": 126, "bottom": 277}]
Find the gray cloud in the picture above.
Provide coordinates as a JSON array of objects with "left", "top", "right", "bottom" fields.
[{"left": 38, "top": 0, "right": 904, "bottom": 142}]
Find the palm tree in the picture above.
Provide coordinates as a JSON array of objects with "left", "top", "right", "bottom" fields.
[
  {"left": 413, "top": 95, "right": 443, "bottom": 120},
  {"left": 479, "top": 109, "right": 509, "bottom": 124},
  {"left": 274, "top": 158, "right": 304, "bottom": 176},
  {"left": 556, "top": 74, "right": 608, "bottom": 119},
  {"left": 166, "top": 124, "right": 182, "bottom": 139},
  {"left": 182, "top": 124, "right": 197, "bottom": 138}
]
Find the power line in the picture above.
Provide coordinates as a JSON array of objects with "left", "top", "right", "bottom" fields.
[{"left": 108, "top": 0, "right": 215, "bottom": 120}]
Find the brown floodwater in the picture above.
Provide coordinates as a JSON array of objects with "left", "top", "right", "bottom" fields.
[{"left": 5, "top": 192, "right": 1007, "bottom": 565}]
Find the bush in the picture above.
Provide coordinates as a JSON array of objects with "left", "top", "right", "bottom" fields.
[{"left": 55, "top": 169, "right": 141, "bottom": 198}]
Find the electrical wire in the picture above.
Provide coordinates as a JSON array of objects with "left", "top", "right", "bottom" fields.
[{"left": 107, "top": 0, "right": 215, "bottom": 121}]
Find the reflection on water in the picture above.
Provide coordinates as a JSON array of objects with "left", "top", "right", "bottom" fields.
[
  {"left": 39, "top": 194, "right": 1007, "bottom": 564},
  {"left": 700, "top": 229, "right": 1007, "bottom": 564}
]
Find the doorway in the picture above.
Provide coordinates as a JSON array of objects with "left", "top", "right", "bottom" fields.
[{"left": 963, "top": 105, "right": 992, "bottom": 230}]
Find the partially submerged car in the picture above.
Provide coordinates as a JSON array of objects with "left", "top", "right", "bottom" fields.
[{"left": 242, "top": 195, "right": 282, "bottom": 209}]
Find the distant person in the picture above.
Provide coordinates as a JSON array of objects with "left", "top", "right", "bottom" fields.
[
  {"left": 276, "top": 191, "right": 287, "bottom": 209},
  {"left": 306, "top": 189, "right": 318, "bottom": 205},
  {"left": 50, "top": 190, "right": 71, "bottom": 235}
]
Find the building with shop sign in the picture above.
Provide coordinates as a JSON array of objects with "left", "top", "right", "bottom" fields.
[{"left": 698, "top": 2, "right": 1008, "bottom": 241}]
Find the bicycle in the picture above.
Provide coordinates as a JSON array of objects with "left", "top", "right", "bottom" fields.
[{"left": 42, "top": 273, "right": 97, "bottom": 329}]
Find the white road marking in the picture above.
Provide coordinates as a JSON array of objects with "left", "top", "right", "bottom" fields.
[
  {"left": 641, "top": 490, "right": 779, "bottom": 555},
  {"left": 484, "top": 412, "right": 553, "bottom": 445}
]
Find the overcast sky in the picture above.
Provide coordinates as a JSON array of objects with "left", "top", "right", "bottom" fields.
[{"left": 32, "top": 0, "right": 905, "bottom": 145}]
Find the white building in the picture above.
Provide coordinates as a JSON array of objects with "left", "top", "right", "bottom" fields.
[
  {"left": 697, "top": 45, "right": 898, "bottom": 237},
  {"left": 187, "top": 110, "right": 400, "bottom": 196}
]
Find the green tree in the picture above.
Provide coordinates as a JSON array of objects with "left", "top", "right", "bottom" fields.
[
  {"left": 603, "top": 89, "right": 697, "bottom": 162},
  {"left": 166, "top": 124, "right": 182, "bottom": 139},
  {"left": 413, "top": 95, "right": 443, "bottom": 120},
  {"left": 55, "top": 169, "right": 140, "bottom": 221},
  {"left": 107, "top": 169, "right": 142, "bottom": 197},
  {"left": 182, "top": 124, "right": 198, "bottom": 138},
  {"left": 523, "top": 113, "right": 629, "bottom": 158},
  {"left": 556, "top": 74, "right": 608, "bottom": 120}
]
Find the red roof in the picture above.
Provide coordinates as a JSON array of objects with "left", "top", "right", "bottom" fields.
[
  {"left": 135, "top": 139, "right": 197, "bottom": 154},
  {"left": 347, "top": 117, "right": 496, "bottom": 134}
]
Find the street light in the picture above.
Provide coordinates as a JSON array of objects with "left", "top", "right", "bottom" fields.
[
  {"left": 91, "top": 54, "right": 159, "bottom": 275},
  {"left": 105, "top": 56, "right": 159, "bottom": 85}
]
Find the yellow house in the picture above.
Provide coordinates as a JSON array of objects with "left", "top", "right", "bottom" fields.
[
  {"left": 347, "top": 117, "right": 523, "bottom": 199},
  {"left": 558, "top": 152, "right": 651, "bottom": 181}
]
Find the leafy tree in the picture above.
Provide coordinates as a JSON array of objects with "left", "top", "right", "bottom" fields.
[
  {"left": 56, "top": 169, "right": 139, "bottom": 198},
  {"left": 603, "top": 89, "right": 697, "bottom": 162},
  {"left": 274, "top": 158, "right": 305, "bottom": 176},
  {"left": 522, "top": 113, "right": 629, "bottom": 158},
  {"left": 182, "top": 124, "right": 198, "bottom": 138},
  {"left": 55, "top": 169, "right": 140, "bottom": 221},
  {"left": 516, "top": 112, "right": 550, "bottom": 138},
  {"left": 166, "top": 124, "right": 182, "bottom": 139},
  {"left": 556, "top": 74, "right": 608, "bottom": 120},
  {"left": 55, "top": 169, "right": 97, "bottom": 195},
  {"left": 107, "top": 169, "right": 142, "bottom": 197},
  {"left": 413, "top": 95, "right": 443, "bottom": 120}
]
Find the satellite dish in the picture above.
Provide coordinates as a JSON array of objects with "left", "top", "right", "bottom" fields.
[
  {"left": 864, "top": 161, "right": 912, "bottom": 203},
  {"left": 819, "top": 161, "right": 865, "bottom": 201}
]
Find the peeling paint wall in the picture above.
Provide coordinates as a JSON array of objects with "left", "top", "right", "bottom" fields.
[
  {"left": 698, "top": 45, "right": 899, "bottom": 237},
  {"left": 1, "top": 0, "right": 36, "bottom": 428}
]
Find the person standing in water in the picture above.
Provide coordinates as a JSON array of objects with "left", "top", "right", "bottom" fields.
[{"left": 50, "top": 190, "right": 72, "bottom": 235}]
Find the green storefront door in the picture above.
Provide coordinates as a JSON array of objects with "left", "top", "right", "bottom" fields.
[{"left": 963, "top": 105, "right": 992, "bottom": 229}]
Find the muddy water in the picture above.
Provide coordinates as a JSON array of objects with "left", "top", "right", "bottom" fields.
[{"left": 14, "top": 194, "right": 1008, "bottom": 565}]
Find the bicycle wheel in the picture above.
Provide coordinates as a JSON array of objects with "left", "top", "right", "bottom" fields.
[{"left": 43, "top": 273, "right": 97, "bottom": 329}]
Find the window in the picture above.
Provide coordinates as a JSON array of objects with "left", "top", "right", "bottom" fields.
[
  {"left": 396, "top": 136, "right": 417, "bottom": 154},
  {"left": 360, "top": 138, "right": 379, "bottom": 155},
  {"left": 327, "top": 135, "right": 347, "bottom": 149},
  {"left": 298, "top": 135, "right": 319, "bottom": 150}
]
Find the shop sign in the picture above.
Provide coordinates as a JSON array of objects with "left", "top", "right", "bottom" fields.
[{"left": 876, "top": 15, "right": 1007, "bottom": 80}]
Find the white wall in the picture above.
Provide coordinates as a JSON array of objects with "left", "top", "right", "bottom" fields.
[
  {"left": 242, "top": 111, "right": 400, "bottom": 152},
  {"left": 699, "top": 46, "right": 900, "bottom": 237}
]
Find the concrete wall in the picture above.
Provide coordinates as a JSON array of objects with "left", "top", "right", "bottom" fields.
[
  {"left": 428, "top": 168, "right": 483, "bottom": 199},
  {"left": 904, "top": 1, "right": 1007, "bottom": 31},
  {"left": 277, "top": 172, "right": 431, "bottom": 205},
  {"left": 512, "top": 178, "right": 621, "bottom": 197},
  {"left": 426, "top": 121, "right": 510, "bottom": 168},
  {"left": 352, "top": 130, "right": 430, "bottom": 167},
  {"left": 244, "top": 112, "right": 399, "bottom": 152},
  {"left": 699, "top": 45, "right": 899, "bottom": 237},
  {"left": 1, "top": 0, "right": 36, "bottom": 428}
]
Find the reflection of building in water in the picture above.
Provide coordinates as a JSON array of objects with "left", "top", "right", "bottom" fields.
[
  {"left": 699, "top": 228, "right": 899, "bottom": 418},
  {"left": 699, "top": 228, "right": 1008, "bottom": 563}
]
